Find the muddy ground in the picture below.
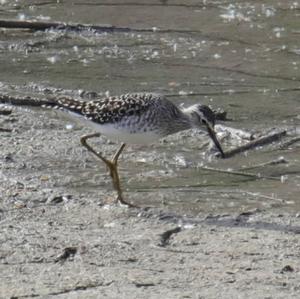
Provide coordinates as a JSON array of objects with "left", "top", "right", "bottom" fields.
[
  {"left": 1, "top": 192, "right": 300, "bottom": 299},
  {"left": 1, "top": 108, "right": 300, "bottom": 299}
]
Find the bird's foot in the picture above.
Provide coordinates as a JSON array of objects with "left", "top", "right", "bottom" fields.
[{"left": 116, "top": 194, "right": 138, "bottom": 208}]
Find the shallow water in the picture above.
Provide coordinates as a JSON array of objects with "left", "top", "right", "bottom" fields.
[{"left": 0, "top": 0, "right": 299, "bottom": 214}]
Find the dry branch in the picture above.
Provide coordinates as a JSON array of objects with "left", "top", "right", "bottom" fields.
[
  {"left": 0, "top": 93, "right": 50, "bottom": 106},
  {"left": 200, "top": 166, "right": 282, "bottom": 181},
  {"left": 0, "top": 19, "right": 201, "bottom": 34},
  {"left": 240, "top": 156, "right": 288, "bottom": 170},
  {"left": 0, "top": 108, "right": 12, "bottom": 115},
  {"left": 0, "top": 127, "right": 12, "bottom": 132},
  {"left": 0, "top": 19, "right": 141, "bottom": 33},
  {"left": 159, "top": 226, "right": 181, "bottom": 247},
  {"left": 218, "top": 130, "right": 287, "bottom": 159},
  {"left": 279, "top": 137, "right": 300, "bottom": 149}
]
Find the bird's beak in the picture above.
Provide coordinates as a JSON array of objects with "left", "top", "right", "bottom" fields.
[{"left": 204, "top": 122, "right": 225, "bottom": 158}]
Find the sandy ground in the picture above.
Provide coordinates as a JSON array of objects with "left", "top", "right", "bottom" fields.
[{"left": 1, "top": 202, "right": 300, "bottom": 298}]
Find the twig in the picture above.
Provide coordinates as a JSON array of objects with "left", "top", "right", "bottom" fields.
[
  {"left": 0, "top": 108, "right": 12, "bottom": 115},
  {"left": 239, "top": 156, "right": 288, "bottom": 170},
  {"left": 0, "top": 19, "right": 201, "bottom": 34},
  {"left": 133, "top": 282, "right": 156, "bottom": 288},
  {"left": 0, "top": 127, "right": 12, "bottom": 132},
  {"left": 54, "top": 247, "right": 77, "bottom": 263},
  {"left": 278, "top": 137, "right": 300, "bottom": 149},
  {"left": 0, "top": 19, "right": 142, "bottom": 33},
  {"left": 244, "top": 191, "right": 287, "bottom": 203},
  {"left": 218, "top": 130, "right": 287, "bottom": 158},
  {"left": 14, "top": 280, "right": 113, "bottom": 298},
  {"left": 205, "top": 189, "right": 287, "bottom": 203},
  {"left": 158, "top": 226, "right": 181, "bottom": 247},
  {"left": 200, "top": 166, "right": 282, "bottom": 181},
  {"left": 0, "top": 93, "right": 50, "bottom": 106}
]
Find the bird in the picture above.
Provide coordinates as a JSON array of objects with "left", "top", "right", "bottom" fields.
[{"left": 1, "top": 92, "right": 225, "bottom": 207}]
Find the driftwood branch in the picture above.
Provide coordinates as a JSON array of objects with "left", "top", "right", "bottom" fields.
[
  {"left": 279, "top": 137, "right": 300, "bottom": 149},
  {"left": 0, "top": 127, "right": 12, "bottom": 132},
  {"left": 0, "top": 19, "right": 146, "bottom": 33},
  {"left": 200, "top": 166, "right": 282, "bottom": 181},
  {"left": 0, "top": 19, "right": 203, "bottom": 34},
  {"left": 0, "top": 107, "right": 12, "bottom": 115},
  {"left": 218, "top": 130, "right": 287, "bottom": 159},
  {"left": 0, "top": 93, "right": 51, "bottom": 106},
  {"left": 158, "top": 227, "right": 181, "bottom": 247},
  {"left": 240, "top": 156, "right": 288, "bottom": 170}
]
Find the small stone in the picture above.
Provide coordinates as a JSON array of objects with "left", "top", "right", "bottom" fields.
[
  {"left": 47, "top": 194, "right": 72, "bottom": 205},
  {"left": 280, "top": 265, "right": 294, "bottom": 273},
  {"left": 40, "top": 175, "right": 50, "bottom": 181}
]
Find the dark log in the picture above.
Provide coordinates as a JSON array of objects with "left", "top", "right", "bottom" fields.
[
  {"left": 0, "top": 19, "right": 139, "bottom": 33},
  {"left": 218, "top": 130, "right": 287, "bottom": 158}
]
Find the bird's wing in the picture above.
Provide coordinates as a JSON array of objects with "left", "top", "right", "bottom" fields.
[{"left": 55, "top": 93, "right": 158, "bottom": 124}]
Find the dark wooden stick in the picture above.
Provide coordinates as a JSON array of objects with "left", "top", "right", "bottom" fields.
[
  {"left": 0, "top": 19, "right": 203, "bottom": 34},
  {"left": 0, "top": 19, "right": 139, "bottom": 33},
  {"left": 200, "top": 166, "right": 281, "bottom": 181},
  {"left": 0, "top": 108, "right": 12, "bottom": 115},
  {"left": 218, "top": 130, "right": 287, "bottom": 159},
  {"left": 0, "top": 127, "right": 12, "bottom": 132},
  {"left": 279, "top": 137, "right": 300, "bottom": 149},
  {"left": 239, "top": 156, "right": 288, "bottom": 170},
  {"left": 159, "top": 227, "right": 181, "bottom": 247},
  {"left": 0, "top": 93, "right": 51, "bottom": 107}
]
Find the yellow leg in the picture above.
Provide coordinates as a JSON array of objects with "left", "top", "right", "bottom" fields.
[{"left": 80, "top": 133, "right": 135, "bottom": 207}]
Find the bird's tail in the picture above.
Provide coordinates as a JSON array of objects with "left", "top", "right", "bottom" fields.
[{"left": 0, "top": 93, "right": 85, "bottom": 113}]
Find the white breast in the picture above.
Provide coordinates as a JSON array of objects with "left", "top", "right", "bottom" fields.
[
  {"left": 90, "top": 122, "right": 161, "bottom": 144},
  {"left": 53, "top": 109, "right": 162, "bottom": 144}
]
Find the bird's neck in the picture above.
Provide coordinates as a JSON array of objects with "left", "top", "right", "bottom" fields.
[
  {"left": 161, "top": 108, "right": 192, "bottom": 136},
  {"left": 181, "top": 106, "right": 197, "bottom": 126}
]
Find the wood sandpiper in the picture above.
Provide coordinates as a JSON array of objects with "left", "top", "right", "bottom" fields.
[{"left": 3, "top": 93, "right": 225, "bottom": 207}]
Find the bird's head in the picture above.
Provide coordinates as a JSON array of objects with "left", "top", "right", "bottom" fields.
[{"left": 182, "top": 104, "right": 225, "bottom": 158}]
